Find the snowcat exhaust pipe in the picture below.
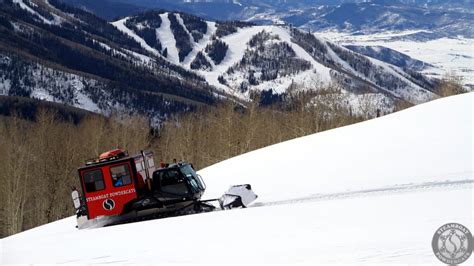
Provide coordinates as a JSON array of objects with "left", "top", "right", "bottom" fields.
[{"left": 141, "top": 150, "right": 153, "bottom": 191}]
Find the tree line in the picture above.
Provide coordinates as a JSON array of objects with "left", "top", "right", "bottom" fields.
[{"left": 0, "top": 110, "right": 150, "bottom": 237}]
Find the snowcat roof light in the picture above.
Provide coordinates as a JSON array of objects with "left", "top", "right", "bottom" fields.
[{"left": 85, "top": 149, "right": 128, "bottom": 165}]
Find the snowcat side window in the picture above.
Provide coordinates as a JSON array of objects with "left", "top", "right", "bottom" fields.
[
  {"left": 83, "top": 169, "right": 105, "bottom": 192},
  {"left": 159, "top": 169, "right": 189, "bottom": 195},
  {"left": 110, "top": 164, "right": 132, "bottom": 187}
]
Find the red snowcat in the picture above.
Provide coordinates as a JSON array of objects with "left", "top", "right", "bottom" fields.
[{"left": 71, "top": 149, "right": 257, "bottom": 228}]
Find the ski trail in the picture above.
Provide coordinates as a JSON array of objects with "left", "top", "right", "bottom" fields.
[
  {"left": 13, "top": 0, "right": 58, "bottom": 25},
  {"left": 270, "top": 26, "right": 332, "bottom": 83},
  {"left": 156, "top": 13, "right": 179, "bottom": 64},
  {"left": 111, "top": 18, "right": 159, "bottom": 56},
  {"left": 183, "top": 21, "right": 217, "bottom": 69},
  {"left": 175, "top": 13, "right": 194, "bottom": 43},
  {"left": 251, "top": 179, "right": 473, "bottom": 208},
  {"left": 199, "top": 26, "right": 274, "bottom": 91}
]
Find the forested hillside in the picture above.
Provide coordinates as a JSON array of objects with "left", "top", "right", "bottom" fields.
[{"left": 0, "top": 0, "right": 222, "bottom": 123}]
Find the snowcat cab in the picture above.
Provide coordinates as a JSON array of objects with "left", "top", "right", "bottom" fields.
[
  {"left": 153, "top": 163, "right": 206, "bottom": 200},
  {"left": 74, "top": 150, "right": 155, "bottom": 225},
  {"left": 72, "top": 149, "right": 258, "bottom": 229}
]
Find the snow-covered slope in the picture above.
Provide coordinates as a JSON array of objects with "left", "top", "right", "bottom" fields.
[
  {"left": 2, "top": 93, "right": 472, "bottom": 264},
  {"left": 201, "top": 92, "right": 472, "bottom": 200}
]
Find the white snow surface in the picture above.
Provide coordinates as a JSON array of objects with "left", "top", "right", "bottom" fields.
[
  {"left": 201, "top": 93, "right": 472, "bottom": 201},
  {"left": 2, "top": 93, "right": 473, "bottom": 264},
  {"left": 156, "top": 13, "right": 180, "bottom": 64}
]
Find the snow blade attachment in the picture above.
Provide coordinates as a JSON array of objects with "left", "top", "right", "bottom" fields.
[{"left": 219, "top": 184, "right": 258, "bottom": 209}]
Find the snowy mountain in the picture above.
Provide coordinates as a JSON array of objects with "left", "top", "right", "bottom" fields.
[
  {"left": 1, "top": 0, "right": 442, "bottom": 118},
  {"left": 2, "top": 93, "right": 472, "bottom": 264},
  {"left": 324, "top": 31, "right": 474, "bottom": 89},
  {"left": 112, "top": 10, "right": 439, "bottom": 108},
  {"left": 286, "top": 1, "right": 473, "bottom": 39},
  {"left": 345, "top": 45, "right": 434, "bottom": 72},
  {"left": 66, "top": 0, "right": 473, "bottom": 39}
]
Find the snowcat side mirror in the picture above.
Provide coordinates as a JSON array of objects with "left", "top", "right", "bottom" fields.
[{"left": 196, "top": 174, "right": 206, "bottom": 190}]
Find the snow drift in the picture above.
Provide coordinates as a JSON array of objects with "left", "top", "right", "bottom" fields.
[{"left": 1, "top": 93, "right": 472, "bottom": 264}]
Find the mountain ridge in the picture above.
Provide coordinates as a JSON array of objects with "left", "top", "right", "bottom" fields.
[
  {"left": 112, "top": 10, "right": 438, "bottom": 106},
  {"left": 60, "top": 0, "right": 473, "bottom": 40},
  {"left": 1, "top": 0, "right": 442, "bottom": 120}
]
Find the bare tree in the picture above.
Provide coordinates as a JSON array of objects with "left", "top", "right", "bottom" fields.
[{"left": 436, "top": 73, "right": 466, "bottom": 97}]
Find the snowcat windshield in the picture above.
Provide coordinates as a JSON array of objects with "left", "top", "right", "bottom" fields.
[{"left": 180, "top": 165, "right": 205, "bottom": 192}]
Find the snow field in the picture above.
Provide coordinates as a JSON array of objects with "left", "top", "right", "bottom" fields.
[
  {"left": 2, "top": 93, "right": 472, "bottom": 264},
  {"left": 201, "top": 93, "right": 473, "bottom": 202}
]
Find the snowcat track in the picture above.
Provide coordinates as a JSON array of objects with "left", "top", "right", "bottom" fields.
[{"left": 104, "top": 200, "right": 220, "bottom": 227}]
